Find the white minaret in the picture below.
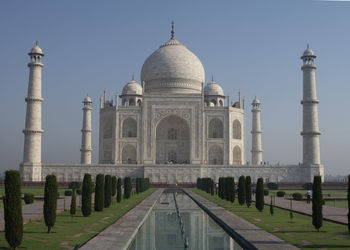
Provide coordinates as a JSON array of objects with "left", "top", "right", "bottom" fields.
[
  {"left": 251, "top": 97, "right": 263, "bottom": 165},
  {"left": 81, "top": 96, "right": 92, "bottom": 164},
  {"left": 301, "top": 45, "right": 321, "bottom": 166},
  {"left": 21, "top": 42, "right": 44, "bottom": 181}
]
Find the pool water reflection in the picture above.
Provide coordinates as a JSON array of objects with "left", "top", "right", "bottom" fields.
[{"left": 128, "top": 191, "right": 242, "bottom": 250}]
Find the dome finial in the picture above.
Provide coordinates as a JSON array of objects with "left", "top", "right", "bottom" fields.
[
  {"left": 307, "top": 43, "right": 309, "bottom": 49},
  {"left": 171, "top": 21, "right": 175, "bottom": 39},
  {"left": 211, "top": 75, "right": 214, "bottom": 82},
  {"left": 132, "top": 74, "right": 134, "bottom": 81},
  {"left": 35, "top": 40, "right": 38, "bottom": 46}
]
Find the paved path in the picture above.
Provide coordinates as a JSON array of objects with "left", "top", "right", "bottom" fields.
[
  {"left": 0, "top": 196, "right": 80, "bottom": 231},
  {"left": 81, "top": 189, "right": 164, "bottom": 250},
  {"left": 257, "top": 196, "right": 348, "bottom": 225},
  {"left": 185, "top": 189, "right": 299, "bottom": 250}
]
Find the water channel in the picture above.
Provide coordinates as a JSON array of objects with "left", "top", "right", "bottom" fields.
[{"left": 128, "top": 190, "right": 243, "bottom": 250}]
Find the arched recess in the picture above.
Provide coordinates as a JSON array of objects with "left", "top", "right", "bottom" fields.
[
  {"left": 219, "top": 100, "right": 223, "bottom": 107},
  {"left": 156, "top": 115, "right": 190, "bottom": 164},
  {"left": 208, "top": 118, "right": 223, "bottom": 138},
  {"left": 232, "top": 119, "right": 241, "bottom": 139},
  {"left": 209, "top": 145, "right": 223, "bottom": 165},
  {"left": 122, "top": 145, "right": 137, "bottom": 164},
  {"left": 232, "top": 145, "right": 242, "bottom": 164},
  {"left": 122, "top": 117, "right": 137, "bottom": 138},
  {"left": 210, "top": 99, "right": 217, "bottom": 107}
]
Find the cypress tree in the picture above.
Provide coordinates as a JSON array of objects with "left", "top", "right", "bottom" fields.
[
  {"left": 81, "top": 173, "right": 92, "bottom": 217},
  {"left": 230, "top": 177, "right": 235, "bottom": 203},
  {"left": 94, "top": 174, "right": 104, "bottom": 211},
  {"left": 4, "top": 170, "right": 23, "bottom": 249},
  {"left": 348, "top": 174, "right": 350, "bottom": 233},
  {"left": 270, "top": 196, "right": 274, "bottom": 216},
  {"left": 238, "top": 175, "right": 246, "bottom": 205},
  {"left": 124, "top": 177, "right": 131, "bottom": 199},
  {"left": 104, "top": 175, "right": 112, "bottom": 208},
  {"left": 44, "top": 175, "right": 58, "bottom": 233},
  {"left": 255, "top": 178, "right": 264, "bottom": 212},
  {"left": 218, "top": 177, "right": 224, "bottom": 199},
  {"left": 117, "top": 178, "right": 122, "bottom": 203},
  {"left": 224, "top": 177, "right": 230, "bottom": 201},
  {"left": 246, "top": 176, "right": 252, "bottom": 208},
  {"left": 70, "top": 188, "right": 76, "bottom": 216},
  {"left": 312, "top": 176, "right": 323, "bottom": 232},
  {"left": 111, "top": 176, "right": 117, "bottom": 197},
  {"left": 210, "top": 179, "right": 214, "bottom": 195},
  {"left": 136, "top": 178, "right": 140, "bottom": 194}
]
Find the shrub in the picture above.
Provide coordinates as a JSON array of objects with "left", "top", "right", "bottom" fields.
[
  {"left": 292, "top": 192, "right": 303, "bottom": 201},
  {"left": 104, "top": 175, "right": 112, "bottom": 208},
  {"left": 94, "top": 174, "right": 104, "bottom": 212},
  {"left": 4, "top": 170, "right": 23, "bottom": 249},
  {"left": 24, "top": 193, "right": 34, "bottom": 204},
  {"left": 68, "top": 181, "right": 80, "bottom": 190},
  {"left": 264, "top": 189, "right": 269, "bottom": 196},
  {"left": 255, "top": 178, "right": 264, "bottom": 212},
  {"left": 124, "top": 177, "right": 131, "bottom": 199},
  {"left": 44, "top": 175, "right": 58, "bottom": 233},
  {"left": 245, "top": 176, "right": 252, "bottom": 208},
  {"left": 82, "top": 173, "right": 92, "bottom": 217},
  {"left": 276, "top": 191, "right": 286, "bottom": 197},
  {"left": 218, "top": 177, "right": 224, "bottom": 199},
  {"left": 70, "top": 189, "right": 76, "bottom": 216},
  {"left": 117, "top": 178, "right": 122, "bottom": 203},
  {"left": 238, "top": 176, "right": 246, "bottom": 205},
  {"left": 267, "top": 182, "right": 278, "bottom": 190},
  {"left": 76, "top": 189, "right": 82, "bottom": 195},
  {"left": 302, "top": 182, "right": 313, "bottom": 190},
  {"left": 64, "top": 190, "right": 72, "bottom": 196},
  {"left": 111, "top": 176, "right": 117, "bottom": 197},
  {"left": 348, "top": 174, "right": 350, "bottom": 233},
  {"left": 312, "top": 176, "right": 323, "bottom": 232}
]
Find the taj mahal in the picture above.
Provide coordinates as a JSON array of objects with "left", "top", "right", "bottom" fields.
[{"left": 20, "top": 24, "right": 324, "bottom": 183}]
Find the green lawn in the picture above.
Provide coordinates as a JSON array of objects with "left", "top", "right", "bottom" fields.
[
  {"left": 324, "top": 200, "right": 348, "bottom": 209},
  {"left": 0, "top": 188, "right": 155, "bottom": 250},
  {"left": 194, "top": 189, "right": 350, "bottom": 249},
  {"left": 269, "top": 189, "right": 347, "bottom": 198}
]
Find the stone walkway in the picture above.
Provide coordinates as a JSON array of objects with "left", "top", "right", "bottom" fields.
[
  {"left": 81, "top": 189, "right": 164, "bottom": 250},
  {"left": 184, "top": 189, "right": 299, "bottom": 250},
  {"left": 0, "top": 196, "right": 80, "bottom": 231},
  {"left": 257, "top": 196, "right": 348, "bottom": 225}
]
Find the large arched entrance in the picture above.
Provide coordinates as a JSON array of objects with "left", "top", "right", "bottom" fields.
[{"left": 156, "top": 115, "right": 190, "bottom": 164}]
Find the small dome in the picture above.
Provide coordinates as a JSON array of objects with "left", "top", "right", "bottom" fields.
[
  {"left": 122, "top": 80, "right": 142, "bottom": 96},
  {"left": 204, "top": 80, "right": 224, "bottom": 96},
  {"left": 83, "top": 96, "right": 92, "bottom": 103},
  {"left": 29, "top": 45, "right": 43, "bottom": 55},
  {"left": 303, "top": 48, "right": 314, "bottom": 57},
  {"left": 252, "top": 97, "right": 260, "bottom": 105}
]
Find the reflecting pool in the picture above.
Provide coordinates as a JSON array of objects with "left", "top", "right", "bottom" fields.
[{"left": 128, "top": 191, "right": 242, "bottom": 250}]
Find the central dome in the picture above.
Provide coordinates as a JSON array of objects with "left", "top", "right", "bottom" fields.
[{"left": 141, "top": 37, "right": 205, "bottom": 94}]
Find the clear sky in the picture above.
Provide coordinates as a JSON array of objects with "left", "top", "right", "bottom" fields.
[{"left": 0, "top": 0, "right": 349, "bottom": 176}]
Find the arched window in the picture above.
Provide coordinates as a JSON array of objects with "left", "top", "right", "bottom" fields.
[
  {"left": 129, "top": 99, "right": 135, "bottom": 106},
  {"left": 232, "top": 145, "right": 242, "bottom": 164},
  {"left": 219, "top": 100, "right": 223, "bottom": 107},
  {"left": 122, "top": 145, "right": 137, "bottom": 164},
  {"left": 208, "top": 118, "right": 223, "bottom": 138},
  {"left": 137, "top": 99, "right": 142, "bottom": 106},
  {"left": 168, "top": 151, "right": 177, "bottom": 163},
  {"left": 232, "top": 119, "right": 241, "bottom": 139},
  {"left": 122, "top": 118, "right": 137, "bottom": 138},
  {"left": 168, "top": 128, "right": 177, "bottom": 140},
  {"left": 209, "top": 145, "right": 223, "bottom": 165},
  {"left": 210, "top": 99, "right": 217, "bottom": 107}
]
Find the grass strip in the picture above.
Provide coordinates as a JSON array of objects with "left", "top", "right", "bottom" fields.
[
  {"left": 194, "top": 189, "right": 350, "bottom": 249},
  {"left": 0, "top": 188, "right": 155, "bottom": 250}
]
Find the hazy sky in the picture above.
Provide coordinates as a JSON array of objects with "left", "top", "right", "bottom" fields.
[{"left": 0, "top": 0, "right": 349, "bottom": 176}]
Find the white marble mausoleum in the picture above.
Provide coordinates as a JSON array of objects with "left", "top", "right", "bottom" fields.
[{"left": 20, "top": 26, "right": 324, "bottom": 183}]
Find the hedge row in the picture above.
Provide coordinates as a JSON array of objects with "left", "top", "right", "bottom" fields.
[{"left": 197, "top": 178, "right": 214, "bottom": 195}]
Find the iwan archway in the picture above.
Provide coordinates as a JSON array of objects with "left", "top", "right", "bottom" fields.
[{"left": 156, "top": 115, "right": 190, "bottom": 164}]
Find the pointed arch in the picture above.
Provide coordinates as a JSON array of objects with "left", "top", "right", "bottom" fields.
[
  {"left": 232, "top": 145, "right": 242, "bottom": 164},
  {"left": 232, "top": 119, "right": 241, "bottom": 139},
  {"left": 209, "top": 145, "right": 223, "bottom": 165},
  {"left": 122, "top": 144, "right": 136, "bottom": 164},
  {"left": 122, "top": 117, "right": 137, "bottom": 138},
  {"left": 208, "top": 118, "right": 223, "bottom": 138}
]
